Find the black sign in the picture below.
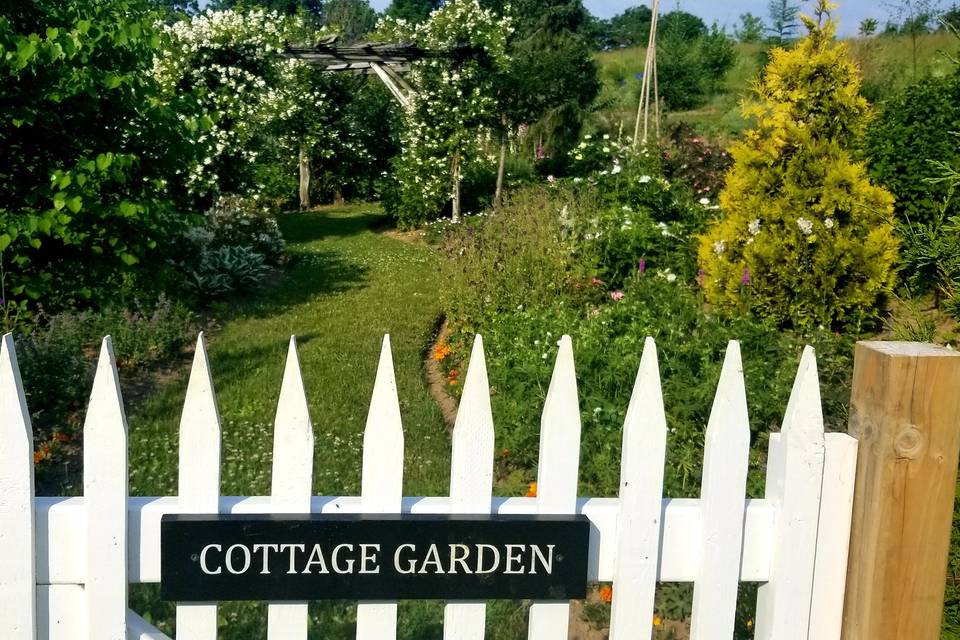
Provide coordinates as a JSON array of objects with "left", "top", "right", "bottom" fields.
[{"left": 160, "top": 514, "right": 590, "bottom": 602}]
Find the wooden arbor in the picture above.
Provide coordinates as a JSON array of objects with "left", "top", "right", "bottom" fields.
[{"left": 284, "top": 38, "right": 487, "bottom": 216}]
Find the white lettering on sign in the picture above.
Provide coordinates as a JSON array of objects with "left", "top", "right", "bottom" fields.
[
  {"left": 200, "top": 544, "right": 222, "bottom": 575},
  {"left": 192, "top": 542, "right": 557, "bottom": 577}
]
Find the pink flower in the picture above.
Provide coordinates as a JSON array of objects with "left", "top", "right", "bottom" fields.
[
  {"left": 741, "top": 267, "right": 751, "bottom": 286},
  {"left": 610, "top": 291, "right": 625, "bottom": 301},
  {"left": 638, "top": 259, "right": 646, "bottom": 274}
]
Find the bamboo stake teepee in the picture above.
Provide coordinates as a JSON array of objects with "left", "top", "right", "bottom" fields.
[{"left": 633, "top": 0, "right": 661, "bottom": 148}]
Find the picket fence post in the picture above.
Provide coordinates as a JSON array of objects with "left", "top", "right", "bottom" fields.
[
  {"left": 356, "top": 335, "right": 404, "bottom": 640},
  {"left": 175, "top": 333, "right": 222, "bottom": 640},
  {"left": 443, "top": 336, "right": 495, "bottom": 640},
  {"left": 842, "top": 342, "right": 960, "bottom": 640},
  {"left": 0, "top": 334, "right": 37, "bottom": 640},
  {"left": 267, "top": 337, "right": 314, "bottom": 640}
]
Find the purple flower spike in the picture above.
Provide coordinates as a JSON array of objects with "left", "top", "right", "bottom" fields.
[
  {"left": 741, "top": 267, "right": 751, "bottom": 286},
  {"left": 638, "top": 259, "right": 646, "bottom": 275},
  {"left": 696, "top": 268, "right": 705, "bottom": 287}
]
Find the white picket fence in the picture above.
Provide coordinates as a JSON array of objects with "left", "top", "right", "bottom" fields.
[{"left": 0, "top": 331, "right": 858, "bottom": 640}]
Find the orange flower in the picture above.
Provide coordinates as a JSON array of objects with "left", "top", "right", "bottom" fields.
[
  {"left": 653, "top": 615, "right": 663, "bottom": 626},
  {"left": 52, "top": 431, "right": 71, "bottom": 443},
  {"left": 432, "top": 342, "right": 451, "bottom": 362},
  {"left": 598, "top": 584, "right": 613, "bottom": 603},
  {"left": 746, "top": 620, "right": 753, "bottom": 628},
  {"left": 33, "top": 450, "right": 45, "bottom": 464},
  {"left": 526, "top": 482, "right": 537, "bottom": 497},
  {"left": 501, "top": 448, "right": 509, "bottom": 458}
]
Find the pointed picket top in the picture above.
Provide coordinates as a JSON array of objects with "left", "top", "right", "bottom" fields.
[
  {"left": 444, "top": 336, "right": 495, "bottom": 640},
  {"left": 536, "top": 334, "right": 581, "bottom": 513},
  {"left": 361, "top": 334, "right": 404, "bottom": 513},
  {"left": 271, "top": 336, "right": 314, "bottom": 508},
  {"left": 449, "top": 335, "right": 494, "bottom": 511},
  {"left": 0, "top": 333, "right": 37, "bottom": 639},
  {"left": 178, "top": 332, "right": 221, "bottom": 511},
  {"left": 610, "top": 337, "right": 667, "bottom": 639},
  {"left": 781, "top": 345, "right": 824, "bottom": 438},
  {"left": 754, "top": 346, "right": 825, "bottom": 640},
  {"left": 84, "top": 337, "right": 128, "bottom": 640},
  {"left": 268, "top": 337, "right": 313, "bottom": 640},
  {"left": 529, "top": 335, "right": 581, "bottom": 640},
  {"left": 690, "top": 340, "right": 750, "bottom": 640},
  {"left": 175, "top": 334, "right": 221, "bottom": 639}
]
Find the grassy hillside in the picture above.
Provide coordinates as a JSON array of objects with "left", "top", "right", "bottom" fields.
[{"left": 595, "top": 32, "right": 960, "bottom": 138}]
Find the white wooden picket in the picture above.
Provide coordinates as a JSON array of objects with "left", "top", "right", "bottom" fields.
[
  {"left": 175, "top": 334, "right": 221, "bottom": 640},
  {"left": 0, "top": 330, "right": 860, "bottom": 640}
]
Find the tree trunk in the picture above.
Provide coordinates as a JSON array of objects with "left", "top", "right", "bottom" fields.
[
  {"left": 495, "top": 119, "right": 508, "bottom": 207},
  {"left": 451, "top": 152, "right": 462, "bottom": 223},
  {"left": 334, "top": 186, "right": 345, "bottom": 206},
  {"left": 298, "top": 145, "right": 311, "bottom": 211}
]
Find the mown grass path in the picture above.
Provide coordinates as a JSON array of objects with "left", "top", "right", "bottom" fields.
[{"left": 129, "top": 204, "right": 450, "bottom": 499}]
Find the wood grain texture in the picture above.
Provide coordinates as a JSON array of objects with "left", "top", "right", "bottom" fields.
[{"left": 842, "top": 341, "right": 960, "bottom": 640}]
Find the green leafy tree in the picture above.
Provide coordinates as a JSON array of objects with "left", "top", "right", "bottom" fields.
[
  {"left": 210, "top": 0, "right": 324, "bottom": 18},
  {"left": 859, "top": 17, "right": 880, "bottom": 35},
  {"left": 768, "top": 0, "right": 801, "bottom": 44},
  {"left": 699, "top": 1, "right": 899, "bottom": 330},
  {"left": 658, "top": 24, "right": 737, "bottom": 110},
  {"left": 607, "top": 6, "right": 653, "bottom": 47},
  {"left": 386, "top": 0, "right": 440, "bottom": 23},
  {"left": 736, "top": 12, "right": 766, "bottom": 42},
  {"left": 658, "top": 10, "right": 708, "bottom": 40},
  {"left": 0, "top": 0, "right": 198, "bottom": 313}
]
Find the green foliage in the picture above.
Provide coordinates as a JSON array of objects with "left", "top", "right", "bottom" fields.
[
  {"left": 320, "top": 0, "right": 378, "bottom": 42},
  {"left": 859, "top": 17, "right": 880, "bottom": 36},
  {"left": 866, "top": 72, "right": 960, "bottom": 227},
  {"left": 0, "top": 0, "right": 199, "bottom": 313},
  {"left": 700, "top": 6, "right": 899, "bottom": 330},
  {"left": 386, "top": 0, "right": 440, "bottom": 23},
  {"left": 186, "top": 245, "right": 270, "bottom": 297},
  {"left": 17, "top": 297, "right": 196, "bottom": 491},
  {"left": 657, "top": 25, "right": 737, "bottom": 110},
  {"left": 736, "top": 13, "right": 767, "bottom": 43},
  {"left": 897, "top": 209, "right": 960, "bottom": 300},
  {"left": 606, "top": 6, "right": 653, "bottom": 48}
]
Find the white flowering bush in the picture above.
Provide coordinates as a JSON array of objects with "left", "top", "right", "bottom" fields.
[
  {"left": 375, "top": 0, "right": 512, "bottom": 227},
  {"left": 153, "top": 9, "right": 337, "bottom": 195}
]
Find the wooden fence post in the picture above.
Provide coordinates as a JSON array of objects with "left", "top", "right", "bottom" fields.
[{"left": 842, "top": 341, "right": 960, "bottom": 640}]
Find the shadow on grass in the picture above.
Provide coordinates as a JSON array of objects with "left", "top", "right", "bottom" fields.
[
  {"left": 278, "top": 209, "right": 385, "bottom": 244},
  {"left": 234, "top": 246, "right": 371, "bottom": 320}
]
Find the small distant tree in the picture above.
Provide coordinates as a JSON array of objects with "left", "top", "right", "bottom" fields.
[
  {"left": 699, "top": 0, "right": 899, "bottom": 330},
  {"left": 607, "top": 5, "right": 653, "bottom": 47},
  {"left": 736, "top": 13, "right": 766, "bottom": 42},
  {"left": 768, "top": 0, "right": 801, "bottom": 44},
  {"left": 941, "top": 4, "right": 960, "bottom": 29},
  {"left": 859, "top": 17, "right": 879, "bottom": 36},
  {"left": 322, "top": 0, "right": 378, "bottom": 42},
  {"left": 386, "top": 0, "right": 441, "bottom": 23}
]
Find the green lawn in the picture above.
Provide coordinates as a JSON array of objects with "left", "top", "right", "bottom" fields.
[
  {"left": 128, "top": 204, "right": 450, "bottom": 499},
  {"left": 128, "top": 204, "right": 471, "bottom": 637}
]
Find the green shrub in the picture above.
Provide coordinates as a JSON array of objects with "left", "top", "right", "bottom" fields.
[
  {"left": 439, "top": 185, "right": 597, "bottom": 325},
  {"left": 866, "top": 71, "right": 960, "bottom": 228},
  {"left": 185, "top": 245, "right": 270, "bottom": 298},
  {"left": 699, "top": 6, "right": 899, "bottom": 330}
]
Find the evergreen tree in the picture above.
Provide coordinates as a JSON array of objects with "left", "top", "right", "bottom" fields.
[
  {"left": 699, "top": 1, "right": 899, "bottom": 330},
  {"left": 767, "top": 0, "right": 801, "bottom": 44}
]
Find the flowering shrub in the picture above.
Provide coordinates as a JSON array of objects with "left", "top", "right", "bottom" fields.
[
  {"left": 698, "top": 5, "right": 899, "bottom": 330},
  {"left": 196, "top": 195, "right": 286, "bottom": 265},
  {"left": 153, "top": 9, "right": 337, "bottom": 195},
  {"left": 376, "top": 0, "right": 512, "bottom": 226},
  {"left": 661, "top": 123, "right": 733, "bottom": 199}
]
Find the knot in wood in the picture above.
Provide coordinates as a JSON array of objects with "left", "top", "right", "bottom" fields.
[{"left": 894, "top": 424, "right": 925, "bottom": 460}]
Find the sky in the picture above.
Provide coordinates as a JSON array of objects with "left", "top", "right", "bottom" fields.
[{"left": 364, "top": 1, "right": 892, "bottom": 37}]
